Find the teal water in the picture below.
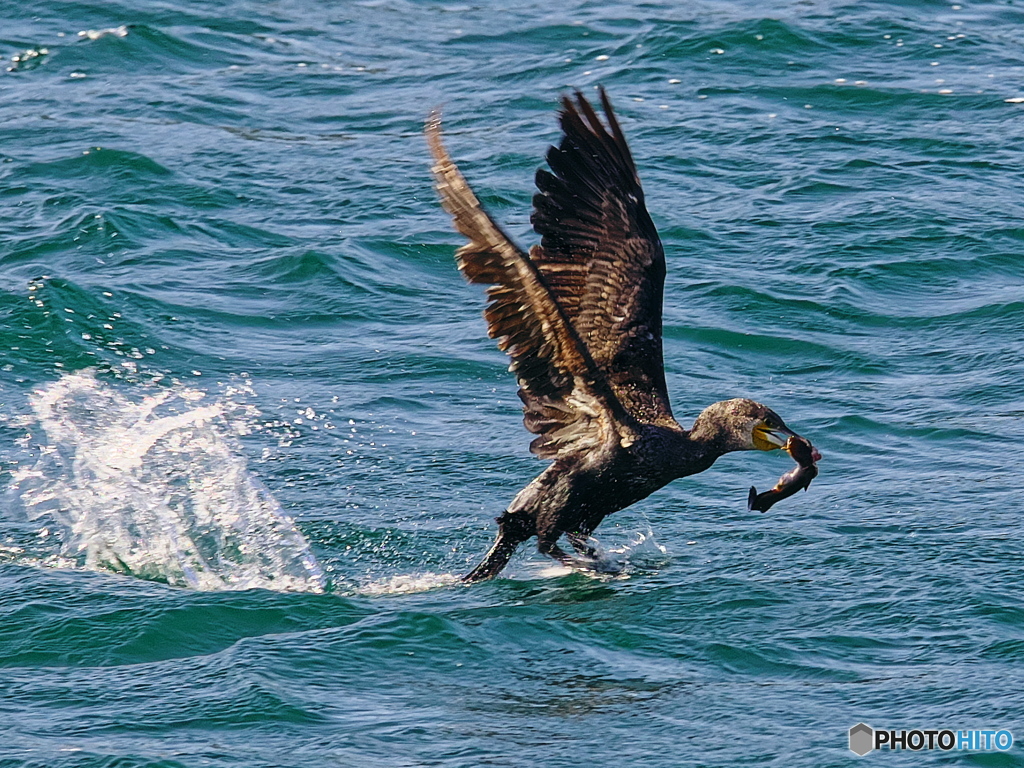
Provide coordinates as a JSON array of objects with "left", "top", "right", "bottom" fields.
[{"left": 2, "top": 0, "right": 1024, "bottom": 765}]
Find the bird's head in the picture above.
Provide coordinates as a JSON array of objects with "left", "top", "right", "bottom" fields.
[{"left": 690, "top": 398, "right": 810, "bottom": 454}]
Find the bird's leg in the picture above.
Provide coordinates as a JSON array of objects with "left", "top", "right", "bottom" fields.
[
  {"left": 566, "top": 531, "right": 599, "bottom": 559},
  {"left": 567, "top": 511, "right": 607, "bottom": 559},
  {"left": 536, "top": 536, "right": 580, "bottom": 569},
  {"left": 566, "top": 512, "right": 625, "bottom": 575},
  {"left": 538, "top": 530, "right": 622, "bottom": 576},
  {"left": 463, "top": 511, "right": 534, "bottom": 583}
]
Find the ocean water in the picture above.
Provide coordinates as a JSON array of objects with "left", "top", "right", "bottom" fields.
[{"left": 2, "top": 0, "right": 1023, "bottom": 765}]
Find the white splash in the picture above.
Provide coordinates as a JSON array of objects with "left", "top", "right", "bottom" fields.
[
  {"left": 529, "top": 527, "right": 670, "bottom": 580},
  {"left": 356, "top": 572, "right": 461, "bottom": 596},
  {"left": 607, "top": 528, "right": 670, "bottom": 564},
  {"left": 13, "top": 371, "right": 325, "bottom": 592},
  {"left": 78, "top": 26, "right": 129, "bottom": 41}
]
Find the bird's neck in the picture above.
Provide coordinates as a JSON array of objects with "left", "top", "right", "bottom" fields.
[
  {"left": 687, "top": 400, "right": 756, "bottom": 455},
  {"left": 686, "top": 423, "right": 733, "bottom": 456},
  {"left": 665, "top": 428, "right": 729, "bottom": 479},
  {"left": 670, "top": 406, "right": 750, "bottom": 478}
]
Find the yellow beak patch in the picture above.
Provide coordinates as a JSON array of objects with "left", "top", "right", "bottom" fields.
[{"left": 752, "top": 423, "right": 792, "bottom": 451}]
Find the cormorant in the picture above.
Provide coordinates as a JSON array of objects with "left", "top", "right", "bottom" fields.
[{"left": 426, "top": 88, "right": 819, "bottom": 582}]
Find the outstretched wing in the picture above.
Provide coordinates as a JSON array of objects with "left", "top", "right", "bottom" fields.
[
  {"left": 426, "top": 112, "right": 638, "bottom": 460},
  {"left": 531, "top": 88, "right": 673, "bottom": 426}
]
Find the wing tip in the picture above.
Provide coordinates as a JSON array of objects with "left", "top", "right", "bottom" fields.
[
  {"left": 556, "top": 85, "right": 628, "bottom": 150},
  {"left": 551, "top": 85, "right": 637, "bottom": 190},
  {"left": 424, "top": 105, "right": 447, "bottom": 165}
]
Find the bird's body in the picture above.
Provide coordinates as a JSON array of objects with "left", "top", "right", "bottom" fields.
[{"left": 426, "top": 89, "right": 818, "bottom": 582}]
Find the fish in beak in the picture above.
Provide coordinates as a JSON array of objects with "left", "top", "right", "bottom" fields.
[{"left": 748, "top": 435, "right": 821, "bottom": 512}]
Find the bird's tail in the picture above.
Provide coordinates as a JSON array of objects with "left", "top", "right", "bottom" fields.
[{"left": 462, "top": 511, "right": 534, "bottom": 583}]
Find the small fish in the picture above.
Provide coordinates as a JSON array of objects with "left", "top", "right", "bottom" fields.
[{"left": 747, "top": 436, "right": 820, "bottom": 513}]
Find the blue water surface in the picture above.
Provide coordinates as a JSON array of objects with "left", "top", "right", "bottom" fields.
[{"left": 2, "top": 0, "right": 1024, "bottom": 766}]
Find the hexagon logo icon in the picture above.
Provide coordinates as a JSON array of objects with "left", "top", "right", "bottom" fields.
[{"left": 849, "top": 723, "right": 874, "bottom": 756}]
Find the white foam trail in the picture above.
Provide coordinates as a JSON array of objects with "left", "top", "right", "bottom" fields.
[
  {"left": 356, "top": 572, "right": 462, "bottom": 596},
  {"left": 13, "top": 371, "right": 325, "bottom": 592},
  {"left": 531, "top": 562, "right": 576, "bottom": 580}
]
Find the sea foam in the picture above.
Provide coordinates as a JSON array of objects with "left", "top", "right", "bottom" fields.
[{"left": 12, "top": 371, "right": 325, "bottom": 592}]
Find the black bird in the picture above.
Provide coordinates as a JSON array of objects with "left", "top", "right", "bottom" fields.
[{"left": 426, "top": 89, "right": 818, "bottom": 582}]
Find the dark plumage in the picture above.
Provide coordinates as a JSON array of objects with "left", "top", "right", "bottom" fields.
[{"left": 426, "top": 89, "right": 819, "bottom": 582}]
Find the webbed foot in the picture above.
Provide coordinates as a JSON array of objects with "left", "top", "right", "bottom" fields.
[{"left": 539, "top": 539, "right": 623, "bottom": 577}]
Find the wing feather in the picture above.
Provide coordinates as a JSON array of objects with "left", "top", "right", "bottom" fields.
[
  {"left": 425, "top": 112, "right": 638, "bottom": 459},
  {"left": 531, "top": 88, "right": 674, "bottom": 426}
]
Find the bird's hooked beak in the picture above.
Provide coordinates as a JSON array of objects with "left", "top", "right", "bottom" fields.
[
  {"left": 753, "top": 421, "right": 823, "bottom": 461},
  {"left": 752, "top": 422, "right": 797, "bottom": 452}
]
